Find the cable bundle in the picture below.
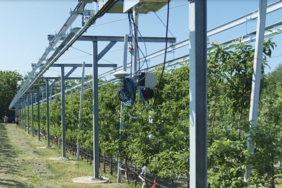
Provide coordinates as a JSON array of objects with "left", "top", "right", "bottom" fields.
[{"left": 119, "top": 78, "right": 136, "bottom": 106}]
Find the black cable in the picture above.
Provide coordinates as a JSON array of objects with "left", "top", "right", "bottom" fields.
[
  {"left": 153, "top": 0, "right": 170, "bottom": 107},
  {"left": 129, "top": 12, "right": 147, "bottom": 76}
]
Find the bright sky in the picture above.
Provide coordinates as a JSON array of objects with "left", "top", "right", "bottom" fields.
[{"left": 1, "top": 0, "right": 282, "bottom": 79}]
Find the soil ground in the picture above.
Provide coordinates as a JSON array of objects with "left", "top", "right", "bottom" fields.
[{"left": 0, "top": 123, "right": 132, "bottom": 188}]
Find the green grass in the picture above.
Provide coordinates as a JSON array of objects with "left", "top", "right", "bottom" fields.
[{"left": 0, "top": 123, "right": 135, "bottom": 188}]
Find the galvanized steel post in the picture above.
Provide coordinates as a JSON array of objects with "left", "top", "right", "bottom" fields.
[
  {"left": 61, "top": 67, "right": 66, "bottom": 157},
  {"left": 245, "top": 0, "right": 267, "bottom": 184},
  {"left": 92, "top": 40, "right": 99, "bottom": 179},
  {"left": 77, "top": 62, "right": 86, "bottom": 160},
  {"left": 37, "top": 88, "right": 41, "bottom": 141},
  {"left": 31, "top": 93, "right": 34, "bottom": 137},
  {"left": 46, "top": 79, "right": 51, "bottom": 148},
  {"left": 27, "top": 96, "right": 30, "bottom": 134},
  {"left": 189, "top": 0, "right": 208, "bottom": 187}
]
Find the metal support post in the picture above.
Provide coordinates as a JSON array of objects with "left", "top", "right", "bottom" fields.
[
  {"left": 118, "top": 34, "right": 128, "bottom": 183},
  {"left": 61, "top": 66, "right": 67, "bottom": 157},
  {"left": 46, "top": 79, "right": 51, "bottom": 148},
  {"left": 50, "top": 87, "right": 53, "bottom": 104},
  {"left": 77, "top": 62, "right": 86, "bottom": 160},
  {"left": 31, "top": 93, "right": 34, "bottom": 137},
  {"left": 37, "top": 88, "right": 41, "bottom": 141},
  {"left": 20, "top": 103, "right": 23, "bottom": 128},
  {"left": 92, "top": 41, "right": 99, "bottom": 179},
  {"left": 189, "top": 1, "right": 207, "bottom": 187},
  {"left": 245, "top": 0, "right": 267, "bottom": 183},
  {"left": 24, "top": 100, "right": 27, "bottom": 131},
  {"left": 131, "top": 7, "right": 139, "bottom": 77},
  {"left": 27, "top": 96, "right": 30, "bottom": 134}
]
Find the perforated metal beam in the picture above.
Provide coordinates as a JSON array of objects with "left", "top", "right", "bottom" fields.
[
  {"left": 48, "top": 35, "right": 176, "bottom": 43},
  {"left": 50, "top": 64, "right": 117, "bottom": 68}
]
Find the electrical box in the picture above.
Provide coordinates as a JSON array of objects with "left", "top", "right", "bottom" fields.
[
  {"left": 78, "top": 0, "right": 94, "bottom": 3},
  {"left": 124, "top": 0, "right": 170, "bottom": 14},
  {"left": 97, "top": 0, "right": 170, "bottom": 14},
  {"left": 139, "top": 72, "right": 157, "bottom": 88}
]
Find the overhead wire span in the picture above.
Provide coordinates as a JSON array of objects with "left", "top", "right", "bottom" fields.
[
  {"left": 56, "top": 55, "right": 92, "bottom": 62},
  {"left": 153, "top": 12, "right": 174, "bottom": 37},
  {"left": 70, "top": 46, "right": 92, "bottom": 55}
]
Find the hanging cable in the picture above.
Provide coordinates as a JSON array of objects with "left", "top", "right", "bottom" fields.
[
  {"left": 153, "top": 0, "right": 170, "bottom": 106},
  {"left": 128, "top": 12, "right": 149, "bottom": 81},
  {"left": 123, "top": 104, "right": 143, "bottom": 119}
]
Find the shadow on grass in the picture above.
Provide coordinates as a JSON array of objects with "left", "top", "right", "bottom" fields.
[{"left": 0, "top": 124, "right": 30, "bottom": 187}]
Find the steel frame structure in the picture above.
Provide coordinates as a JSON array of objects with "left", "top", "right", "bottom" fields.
[{"left": 9, "top": 0, "right": 282, "bottom": 186}]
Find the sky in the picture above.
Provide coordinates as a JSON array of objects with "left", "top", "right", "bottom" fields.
[{"left": 1, "top": 0, "right": 282, "bottom": 80}]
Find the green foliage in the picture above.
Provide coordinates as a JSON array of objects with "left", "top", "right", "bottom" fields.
[
  {"left": 0, "top": 70, "right": 22, "bottom": 119},
  {"left": 21, "top": 36, "right": 282, "bottom": 187}
]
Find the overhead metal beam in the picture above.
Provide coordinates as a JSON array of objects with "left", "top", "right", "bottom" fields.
[
  {"left": 208, "top": 0, "right": 282, "bottom": 36},
  {"left": 39, "top": 77, "right": 88, "bottom": 80},
  {"left": 98, "top": 41, "right": 117, "bottom": 60},
  {"left": 138, "top": 0, "right": 282, "bottom": 62},
  {"left": 9, "top": 0, "right": 119, "bottom": 110},
  {"left": 10, "top": 0, "right": 282, "bottom": 110},
  {"left": 48, "top": 35, "right": 176, "bottom": 43},
  {"left": 65, "top": 67, "right": 77, "bottom": 78},
  {"left": 50, "top": 64, "right": 117, "bottom": 68}
]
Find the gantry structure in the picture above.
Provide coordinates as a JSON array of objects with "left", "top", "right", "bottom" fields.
[{"left": 9, "top": 0, "right": 282, "bottom": 187}]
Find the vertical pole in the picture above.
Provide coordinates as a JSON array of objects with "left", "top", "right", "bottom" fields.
[
  {"left": 61, "top": 66, "right": 66, "bottom": 158},
  {"left": 46, "top": 79, "right": 51, "bottom": 148},
  {"left": 24, "top": 99, "right": 26, "bottom": 131},
  {"left": 37, "top": 88, "right": 41, "bottom": 141},
  {"left": 22, "top": 102, "right": 24, "bottom": 128},
  {"left": 50, "top": 87, "right": 53, "bottom": 104},
  {"left": 245, "top": 0, "right": 267, "bottom": 183},
  {"left": 92, "top": 40, "right": 99, "bottom": 179},
  {"left": 131, "top": 7, "right": 139, "bottom": 77},
  {"left": 15, "top": 106, "right": 17, "bottom": 125},
  {"left": 31, "top": 93, "right": 34, "bottom": 137},
  {"left": 77, "top": 62, "right": 86, "bottom": 160},
  {"left": 27, "top": 96, "right": 30, "bottom": 134},
  {"left": 118, "top": 34, "right": 128, "bottom": 183},
  {"left": 19, "top": 102, "right": 23, "bottom": 127},
  {"left": 189, "top": 0, "right": 207, "bottom": 187}
]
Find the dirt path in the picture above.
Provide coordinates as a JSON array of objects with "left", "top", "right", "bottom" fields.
[
  {"left": 0, "top": 123, "right": 131, "bottom": 188},
  {"left": 0, "top": 123, "right": 37, "bottom": 187},
  {"left": 0, "top": 123, "right": 56, "bottom": 187}
]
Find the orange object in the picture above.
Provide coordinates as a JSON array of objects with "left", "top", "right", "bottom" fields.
[{"left": 151, "top": 179, "right": 156, "bottom": 188}]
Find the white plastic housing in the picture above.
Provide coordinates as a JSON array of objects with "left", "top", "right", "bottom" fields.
[{"left": 113, "top": 70, "right": 130, "bottom": 79}]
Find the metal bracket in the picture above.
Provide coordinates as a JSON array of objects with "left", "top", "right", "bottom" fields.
[
  {"left": 78, "top": 0, "right": 94, "bottom": 3},
  {"left": 70, "top": 9, "right": 94, "bottom": 17},
  {"left": 246, "top": 16, "right": 257, "bottom": 22}
]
